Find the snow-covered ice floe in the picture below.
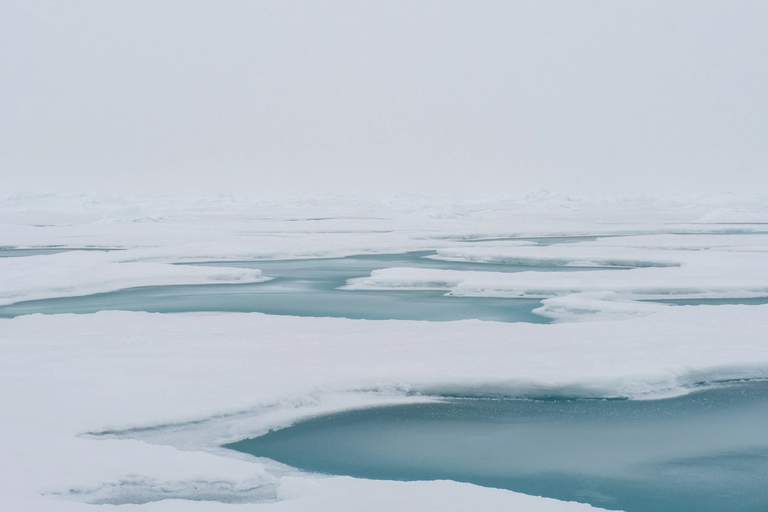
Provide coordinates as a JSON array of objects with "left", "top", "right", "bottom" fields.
[
  {"left": 3, "top": 306, "right": 768, "bottom": 511},
  {"left": 2, "top": 193, "right": 768, "bottom": 511},
  {"left": 0, "top": 251, "right": 267, "bottom": 306}
]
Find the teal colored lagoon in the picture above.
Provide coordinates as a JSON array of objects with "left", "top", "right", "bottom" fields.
[
  {"left": 189, "top": 250, "right": 613, "bottom": 278},
  {"left": 0, "top": 251, "right": 599, "bottom": 322},
  {"left": 227, "top": 382, "right": 768, "bottom": 512},
  {"left": 0, "top": 282, "right": 546, "bottom": 322},
  {"left": 0, "top": 246, "right": 116, "bottom": 257},
  {"left": 2, "top": 250, "right": 763, "bottom": 321}
]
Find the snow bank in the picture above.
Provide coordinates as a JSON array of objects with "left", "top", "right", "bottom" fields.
[{"left": 0, "top": 251, "right": 266, "bottom": 306}]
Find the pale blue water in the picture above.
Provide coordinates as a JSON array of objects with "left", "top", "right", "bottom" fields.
[
  {"left": 0, "top": 282, "right": 546, "bottom": 322},
  {"left": 227, "top": 382, "right": 768, "bottom": 512},
  {"left": 0, "top": 246, "right": 117, "bottom": 257},
  {"left": 2, "top": 249, "right": 764, "bottom": 321},
  {"left": 1, "top": 251, "right": 600, "bottom": 322}
]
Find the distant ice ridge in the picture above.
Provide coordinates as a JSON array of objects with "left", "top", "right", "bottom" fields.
[{"left": 2, "top": 192, "right": 768, "bottom": 255}]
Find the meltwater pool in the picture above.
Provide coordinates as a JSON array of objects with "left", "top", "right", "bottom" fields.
[
  {"left": 0, "top": 251, "right": 609, "bottom": 322},
  {"left": 227, "top": 381, "right": 768, "bottom": 512}
]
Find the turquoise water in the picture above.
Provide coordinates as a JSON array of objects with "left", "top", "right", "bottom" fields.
[
  {"left": 0, "top": 246, "right": 117, "bottom": 257},
  {"left": 187, "top": 250, "right": 612, "bottom": 277},
  {"left": 227, "top": 382, "right": 768, "bottom": 512},
  {"left": 1, "top": 251, "right": 600, "bottom": 322},
  {"left": 3, "top": 249, "right": 763, "bottom": 321},
  {"left": 0, "top": 282, "right": 546, "bottom": 322}
]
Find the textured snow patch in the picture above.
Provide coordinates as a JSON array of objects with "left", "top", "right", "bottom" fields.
[
  {"left": 53, "top": 476, "right": 276, "bottom": 505},
  {"left": 534, "top": 292, "right": 669, "bottom": 322}
]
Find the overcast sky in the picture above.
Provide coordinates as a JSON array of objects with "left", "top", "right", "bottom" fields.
[{"left": 2, "top": 1, "right": 766, "bottom": 197}]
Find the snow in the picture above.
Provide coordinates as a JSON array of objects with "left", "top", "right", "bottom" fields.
[{"left": 0, "top": 251, "right": 266, "bottom": 306}]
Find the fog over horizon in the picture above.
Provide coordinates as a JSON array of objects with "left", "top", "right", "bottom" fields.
[{"left": 2, "top": 1, "right": 766, "bottom": 198}]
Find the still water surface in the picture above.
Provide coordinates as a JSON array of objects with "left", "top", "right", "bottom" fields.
[
  {"left": 2, "top": 250, "right": 765, "bottom": 321},
  {"left": 0, "top": 251, "right": 606, "bottom": 322},
  {"left": 228, "top": 382, "right": 768, "bottom": 512}
]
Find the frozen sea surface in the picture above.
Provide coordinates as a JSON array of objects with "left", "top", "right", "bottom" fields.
[{"left": 2, "top": 195, "right": 768, "bottom": 512}]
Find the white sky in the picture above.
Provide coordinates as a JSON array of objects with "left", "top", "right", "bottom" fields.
[{"left": 1, "top": 1, "right": 766, "bottom": 197}]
